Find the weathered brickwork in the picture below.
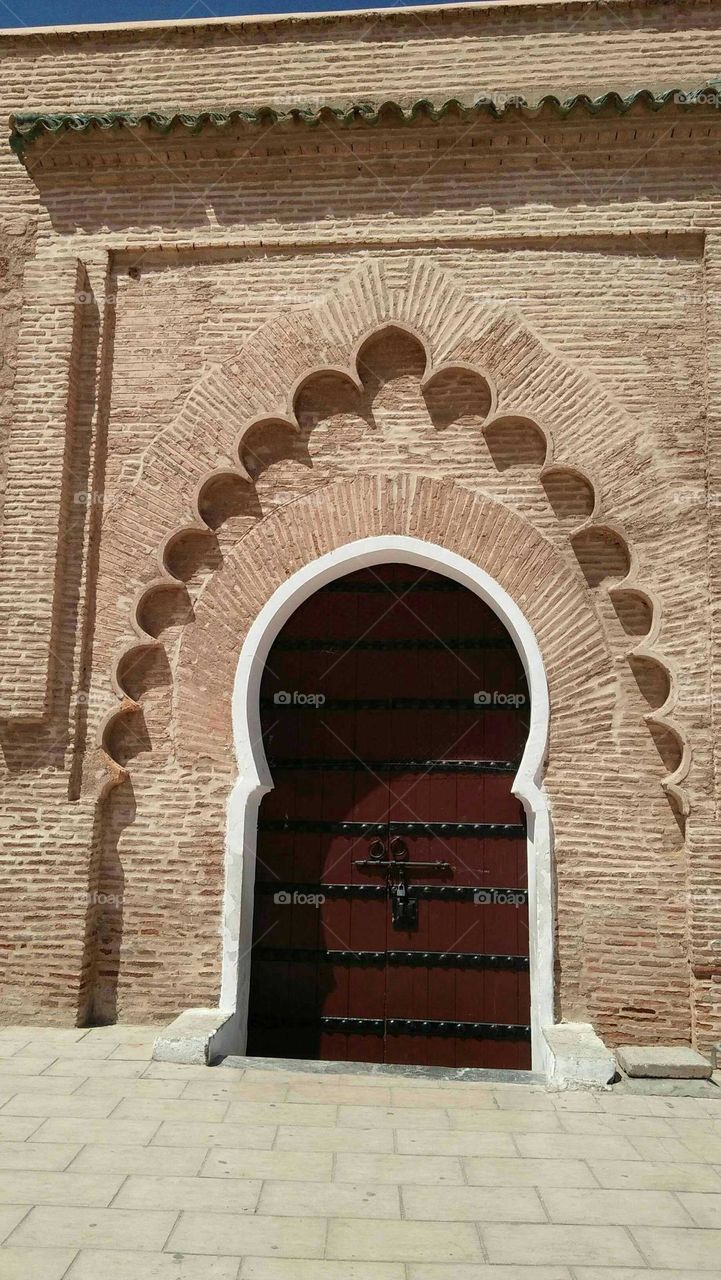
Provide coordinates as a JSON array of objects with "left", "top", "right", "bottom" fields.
[{"left": 0, "top": 0, "right": 720, "bottom": 1053}]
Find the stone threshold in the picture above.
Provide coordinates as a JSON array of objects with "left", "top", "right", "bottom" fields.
[{"left": 216, "top": 1051, "right": 546, "bottom": 1084}]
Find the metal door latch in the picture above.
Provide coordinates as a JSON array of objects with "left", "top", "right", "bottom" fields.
[{"left": 389, "top": 872, "right": 418, "bottom": 930}]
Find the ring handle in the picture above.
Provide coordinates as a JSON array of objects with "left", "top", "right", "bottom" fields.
[
  {"left": 368, "top": 838, "right": 386, "bottom": 861},
  {"left": 390, "top": 836, "right": 409, "bottom": 862}
]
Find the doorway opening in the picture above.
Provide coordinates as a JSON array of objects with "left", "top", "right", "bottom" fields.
[{"left": 246, "top": 562, "right": 532, "bottom": 1069}]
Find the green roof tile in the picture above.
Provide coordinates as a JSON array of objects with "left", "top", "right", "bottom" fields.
[{"left": 9, "top": 85, "right": 721, "bottom": 158}]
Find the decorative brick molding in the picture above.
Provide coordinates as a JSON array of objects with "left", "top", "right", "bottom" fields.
[
  {"left": 96, "top": 256, "right": 688, "bottom": 818},
  {"left": 0, "top": 256, "right": 87, "bottom": 721},
  {"left": 178, "top": 474, "right": 601, "bottom": 764}
]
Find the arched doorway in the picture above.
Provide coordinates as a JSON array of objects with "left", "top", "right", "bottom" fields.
[{"left": 246, "top": 562, "right": 532, "bottom": 1069}]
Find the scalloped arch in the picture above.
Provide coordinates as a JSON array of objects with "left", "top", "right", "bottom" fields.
[{"left": 95, "top": 255, "right": 690, "bottom": 812}]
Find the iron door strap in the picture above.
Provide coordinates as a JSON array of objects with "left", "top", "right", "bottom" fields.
[
  {"left": 258, "top": 881, "right": 528, "bottom": 902},
  {"left": 355, "top": 859, "right": 452, "bottom": 870},
  {"left": 259, "top": 818, "right": 524, "bottom": 837}
]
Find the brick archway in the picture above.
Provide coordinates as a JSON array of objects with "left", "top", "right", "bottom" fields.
[
  {"left": 173, "top": 475, "right": 626, "bottom": 1066},
  {"left": 96, "top": 256, "right": 687, "bottom": 815},
  {"left": 176, "top": 475, "right": 614, "bottom": 768}
]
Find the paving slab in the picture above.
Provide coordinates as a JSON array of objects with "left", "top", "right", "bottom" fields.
[
  {"left": 514, "top": 1132, "right": 640, "bottom": 1161},
  {"left": 29, "top": 1118, "right": 161, "bottom": 1146},
  {"left": 0, "top": 1205, "right": 31, "bottom": 1244},
  {"left": 0, "top": 1170, "right": 124, "bottom": 1208},
  {"left": 338, "top": 1105, "right": 450, "bottom": 1130},
  {"left": 0, "top": 1093, "right": 118, "bottom": 1118},
  {"left": 114, "top": 1173, "right": 262, "bottom": 1213},
  {"left": 388, "top": 1086, "right": 496, "bottom": 1109},
  {"left": 68, "top": 1143, "right": 207, "bottom": 1176},
  {"left": 676, "top": 1191, "right": 721, "bottom": 1227},
  {"left": 463, "top": 1156, "right": 597, "bottom": 1187},
  {"left": 200, "top": 1147, "right": 333, "bottom": 1181},
  {"left": 167, "top": 1211, "right": 325, "bottom": 1258},
  {"left": 557, "top": 1111, "right": 677, "bottom": 1137},
  {"left": 0, "top": 1075, "right": 87, "bottom": 1096},
  {"left": 111, "top": 1097, "right": 229, "bottom": 1122},
  {"left": 630, "top": 1134, "right": 716, "bottom": 1163},
  {"left": 108, "top": 1043, "right": 159, "bottom": 1062},
  {"left": 12, "top": 1040, "right": 115, "bottom": 1061},
  {"left": 0, "top": 1142, "right": 81, "bottom": 1172},
  {"left": 407, "top": 1269, "right": 572, "bottom": 1280},
  {"left": 149, "top": 1121, "right": 276, "bottom": 1148},
  {"left": 181, "top": 1079, "right": 289, "bottom": 1102},
  {"left": 395, "top": 1128, "right": 516, "bottom": 1156},
  {"left": 576, "top": 1269, "right": 721, "bottom": 1280},
  {"left": 44, "top": 1059, "right": 147, "bottom": 1079},
  {"left": 598, "top": 1092, "right": 710, "bottom": 1117},
  {"left": 0, "top": 1246, "right": 77, "bottom": 1278},
  {"left": 617, "top": 1045, "right": 713, "bottom": 1079},
  {"left": 2, "top": 1028, "right": 87, "bottom": 1045},
  {"left": 258, "top": 1178, "right": 401, "bottom": 1218},
  {"left": 74, "top": 1078, "right": 187, "bottom": 1099},
  {"left": 550, "top": 1092, "right": 603, "bottom": 1112},
  {"left": 588, "top": 1158, "right": 721, "bottom": 1191},
  {"left": 0, "top": 1117, "right": 44, "bottom": 1141},
  {"left": 224, "top": 1100, "right": 337, "bottom": 1127},
  {"left": 275, "top": 1123, "right": 394, "bottom": 1152},
  {"left": 482, "top": 1223, "right": 644, "bottom": 1266},
  {"left": 0, "top": 1045, "right": 35, "bottom": 1061},
  {"left": 240, "top": 1262, "right": 405, "bottom": 1280},
  {"left": 66, "top": 1251, "right": 241, "bottom": 1279},
  {"left": 6, "top": 1205, "right": 177, "bottom": 1251},
  {"left": 284, "top": 1083, "right": 392, "bottom": 1105},
  {"left": 630, "top": 1225, "right": 721, "bottom": 1267},
  {"left": 576, "top": 1270, "right": 721, "bottom": 1280},
  {"left": 142, "top": 1062, "right": 246, "bottom": 1081},
  {"left": 0, "top": 1058, "right": 60, "bottom": 1076},
  {"left": 539, "top": 1185, "right": 694, "bottom": 1226},
  {"left": 446, "top": 1108, "right": 561, "bottom": 1132},
  {"left": 334, "top": 1152, "right": 464, "bottom": 1184},
  {"left": 326, "top": 1217, "right": 483, "bottom": 1263},
  {"left": 401, "top": 1183, "right": 545, "bottom": 1221}
]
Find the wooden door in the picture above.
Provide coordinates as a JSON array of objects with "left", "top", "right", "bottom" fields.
[{"left": 247, "top": 564, "right": 531, "bottom": 1069}]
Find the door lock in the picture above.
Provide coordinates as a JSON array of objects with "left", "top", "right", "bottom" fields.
[
  {"left": 388, "top": 869, "right": 418, "bottom": 930},
  {"left": 353, "top": 835, "right": 448, "bottom": 931}
]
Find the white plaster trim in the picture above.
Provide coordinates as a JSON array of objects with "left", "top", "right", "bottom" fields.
[{"left": 222, "top": 535, "right": 553, "bottom": 1074}]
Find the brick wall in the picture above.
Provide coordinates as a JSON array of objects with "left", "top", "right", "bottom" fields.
[{"left": 0, "top": 0, "right": 719, "bottom": 1050}]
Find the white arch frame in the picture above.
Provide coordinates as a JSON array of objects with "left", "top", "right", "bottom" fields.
[{"left": 222, "top": 536, "right": 554, "bottom": 1073}]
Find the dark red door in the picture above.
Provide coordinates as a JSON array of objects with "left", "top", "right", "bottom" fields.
[{"left": 247, "top": 564, "right": 531, "bottom": 1069}]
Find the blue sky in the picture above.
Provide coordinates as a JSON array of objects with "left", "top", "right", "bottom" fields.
[{"left": 0, "top": 0, "right": 460, "bottom": 26}]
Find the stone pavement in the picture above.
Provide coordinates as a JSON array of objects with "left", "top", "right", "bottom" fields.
[{"left": 1, "top": 1026, "right": 721, "bottom": 1279}]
